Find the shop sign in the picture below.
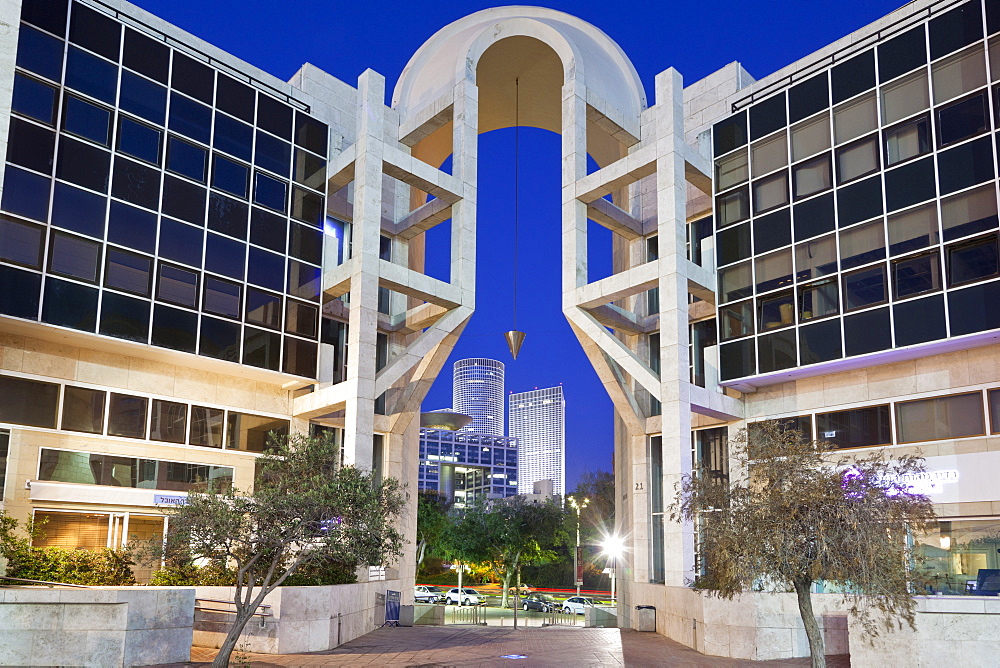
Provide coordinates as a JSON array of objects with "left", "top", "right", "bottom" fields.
[{"left": 154, "top": 494, "right": 188, "bottom": 506}]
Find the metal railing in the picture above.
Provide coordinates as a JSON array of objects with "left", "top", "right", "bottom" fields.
[
  {"left": 544, "top": 609, "right": 583, "bottom": 627},
  {"left": 194, "top": 597, "right": 273, "bottom": 628},
  {"left": 448, "top": 604, "right": 484, "bottom": 625},
  {"left": 0, "top": 576, "right": 91, "bottom": 588}
]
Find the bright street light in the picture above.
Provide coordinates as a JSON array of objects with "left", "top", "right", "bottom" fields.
[
  {"left": 568, "top": 495, "right": 589, "bottom": 597},
  {"left": 601, "top": 534, "right": 624, "bottom": 607}
]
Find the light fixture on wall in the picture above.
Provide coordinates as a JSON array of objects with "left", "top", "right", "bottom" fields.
[{"left": 504, "top": 77, "right": 526, "bottom": 360}]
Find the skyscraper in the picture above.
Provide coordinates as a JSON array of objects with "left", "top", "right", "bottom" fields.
[
  {"left": 509, "top": 386, "right": 566, "bottom": 497},
  {"left": 452, "top": 358, "right": 505, "bottom": 436}
]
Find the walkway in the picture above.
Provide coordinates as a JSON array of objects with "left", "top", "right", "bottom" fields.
[{"left": 154, "top": 626, "right": 851, "bottom": 667}]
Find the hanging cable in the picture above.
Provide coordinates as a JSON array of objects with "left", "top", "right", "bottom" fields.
[{"left": 513, "top": 77, "right": 519, "bottom": 331}]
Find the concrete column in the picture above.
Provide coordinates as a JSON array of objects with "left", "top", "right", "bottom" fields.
[
  {"left": 561, "top": 83, "right": 588, "bottom": 295},
  {"left": 655, "top": 68, "right": 695, "bottom": 586},
  {"left": 451, "top": 78, "right": 478, "bottom": 302},
  {"left": 342, "top": 70, "right": 386, "bottom": 469}
]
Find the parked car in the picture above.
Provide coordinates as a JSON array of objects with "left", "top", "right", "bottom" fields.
[
  {"left": 414, "top": 585, "right": 443, "bottom": 603},
  {"left": 445, "top": 587, "right": 482, "bottom": 606},
  {"left": 521, "top": 592, "right": 556, "bottom": 612},
  {"left": 561, "top": 596, "right": 596, "bottom": 615},
  {"left": 507, "top": 583, "right": 532, "bottom": 596}
]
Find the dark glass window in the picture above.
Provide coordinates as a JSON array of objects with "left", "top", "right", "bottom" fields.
[
  {"left": 258, "top": 95, "right": 293, "bottom": 140},
  {"left": 216, "top": 75, "right": 255, "bottom": 123},
  {"left": 226, "top": 412, "right": 288, "bottom": 452},
  {"left": 938, "top": 136, "right": 995, "bottom": 195},
  {"left": 285, "top": 299, "right": 318, "bottom": 337},
  {"left": 62, "top": 386, "right": 105, "bottom": 434},
  {"left": 291, "top": 187, "right": 323, "bottom": 227},
  {"left": 719, "top": 261, "right": 752, "bottom": 303},
  {"left": 64, "top": 46, "right": 117, "bottom": 104},
  {"left": 949, "top": 279, "right": 1000, "bottom": 335},
  {"left": 937, "top": 93, "right": 988, "bottom": 147},
  {"left": 63, "top": 95, "right": 110, "bottom": 145},
  {"left": 99, "top": 291, "right": 150, "bottom": 342},
  {"left": 199, "top": 316, "right": 240, "bottom": 361},
  {"left": 166, "top": 136, "right": 207, "bottom": 182},
  {"left": 888, "top": 204, "right": 939, "bottom": 256},
  {"left": 749, "top": 93, "right": 786, "bottom": 142},
  {"left": 214, "top": 114, "right": 253, "bottom": 161},
  {"left": 793, "top": 153, "right": 832, "bottom": 199},
  {"left": 991, "top": 1, "right": 1000, "bottom": 35},
  {"left": 150, "top": 400, "right": 187, "bottom": 443},
  {"left": 836, "top": 176, "right": 882, "bottom": 227},
  {"left": 49, "top": 231, "right": 100, "bottom": 282},
  {"left": 758, "top": 290, "right": 795, "bottom": 331},
  {"left": 893, "top": 252, "right": 940, "bottom": 299},
  {"left": 884, "top": 156, "right": 936, "bottom": 213},
  {"left": 56, "top": 135, "right": 110, "bottom": 192},
  {"left": 243, "top": 327, "right": 281, "bottom": 370},
  {"left": 253, "top": 172, "right": 287, "bottom": 212},
  {"left": 247, "top": 247, "right": 285, "bottom": 291},
  {"left": 897, "top": 392, "right": 986, "bottom": 443},
  {"left": 720, "top": 338, "right": 754, "bottom": 381},
  {"left": 792, "top": 191, "right": 835, "bottom": 241},
  {"left": 119, "top": 71, "right": 167, "bottom": 125},
  {"left": 878, "top": 26, "right": 927, "bottom": 82},
  {"left": 16, "top": 26, "right": 64, "bottom": 82},
  {"left": 835, "top": 137, "right": 877, "bottom": 185},
  {"left": 816, "top": 405, "right": 891, "bottom": 449},
  {"left": 162, "top": 175, "right": 205, "bottom": 225},
  {"left": 719, "top": 300, "right": 753, "bottom": 340},
  {"left": 831, "top": 49, "right": 875, "bottom": 105},
  {"left": 207, "top": 193, "right": 249, "bottom": 239},
  {"left": 941, "top": 185, "right": 998, "bottom": 242},
  {"left": 158, "top": 219, "right": 203, "bottom": 268},
  {"left": 2, "top": 167, "right": 50, "bottom": 222},
  {"left": 204, "top": 276, "right": 241, "bottom": 318},
  {"left": 288, "top": 223, "right": 323, "bottom": 264},
  {"left": 69, "top": 3, "right": 120, "bottom": 61},
  {"left": 0, "top": 265, "right": 41, "bottom": 319},
  {"left": 117, "top": 117, "right": 162, "bottom": 165},
  {"left": 21, "top": 0, "right": 68, "bottom": 37},
  {"left": 107, "top": 201, "right": 156, "bottom": 253},
  {"left": 212, "top": 154, "right": 250, "bottom": 198},
  {"left": 51, "top": 182, "right": 104, "bottom": 237},
  {"left": 157, "top": 263, "right": 199, "bottom": 307},
  {"left": 246, "top": 288, "right": 281, "bottom": 329},
  {"left": 755, "top": 249, "right": 793, "bottom": 293},
  {"left": 716, "top": 186, "right": 749, "bottom": 227},
  {"left": 798, "top": 277, "right": 838, "bottom": 321},
  {"left": 294, "top": 148, "right": 325, "bottom": 189},
  {"left": 798, "top": 318, "right": 842, "bottom": 365},
  {"left": 714, "top": 112, "right": 747, "bottom": 156},
  {"left": 108, "top": 393, "right": 148, "bottom": 439},
  {"left": 894, "top": 293, "right": 946, "bottom": 346},
  {"left": 840, "top": 219, "right": 885, "bottom": 270},
  {"left": 929, "top": 2, "right": 984, "bottom": 60},
  {"left": 7, "top": 117, "right": 55, "bottom": 173},
  {"left": 151, "top": 303, "right": 197, "bottom": 353},
  {"left": 0, "top": 217, "right": 43, "bottom": 268},
  {"left": 287, "top": 261, "right": 320, "bottom": 301},
  {"left": 884, "top": 115, "right": 931, "bottom": 166},
  {"left": 12, "top": 74, "right": 57, "bottom": 125},
  {"left": 249, "top": 207, "right": 286, "bottom": 252},
  {"left": 204, "top": 233, "right": 245, "bottom": 281},
  {"left": 788, "top": 74, "right": 828, "bottom": 124},
  {"left": 171, "top": 53, "right": 214, "bottom": 103},
  {"left": 283, "top": 337, "right": 318, "bottom": 377},
  {"left": 717, "top": 222, "right": 751, "bottom": 266},
  {"left": 111, "top": 156, "right": 160, "bottom": 210},
  {"left": 843, "top": 265, "right": 886, "bottom": 310},
  {"left": 168, "top": 94, "right": 211, "bottom": 144},
  {"left": 105, "top": 248, "right": 152, "bottom": 296},
  {"left": 294, "top": 113, "right": 328, "bottom": 155},
  {"left": 42, "top": 276, "right": 98, "bottom": 331},
  {"left": 758, "top": 329, "right": 796, "bottom": 373},
  {"left": 948, "top": 235, "right": 1000, "bottom": 286},
  {"left": 0, "top": 375, "right": 58, "bottom": 428},
  {"left": 255, "top": 131, "right": 290, "bottom": 176},
  {"left": 122, "top": 28, "right": 169, "bottom": 83},
  {"left": 189, "top": 406, "right": 224, "bottom": 448}
]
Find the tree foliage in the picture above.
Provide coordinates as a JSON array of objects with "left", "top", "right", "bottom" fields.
[
  {"left": 415, "top": 491, "right": 452, "bottom": 571},
  {"left": 571, "top": 470, "right": 615, "bottom": 540},
  {"left": 670, "top": 422, "right": 936, "bottom": 668},
  {"left": 163, "top": 432, "right": 405, "bottom": 668}
]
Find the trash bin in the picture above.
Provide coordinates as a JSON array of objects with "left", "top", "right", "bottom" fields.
[{"left": 635, "top": 605, "right": 656, "bottom": 632}]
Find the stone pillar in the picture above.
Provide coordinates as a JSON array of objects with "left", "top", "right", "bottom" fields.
[
  {"left": 451, "top": 77, "right": 478, "bottom": 301},
  {"left": 561, "top": 82, "right": 588, "bottom": 295},
  {"left": 655, "top": 68, "right": 695, "bottom": 586},
  {"left": 341, "top": 70, "right": 385, "bottom": 469}
]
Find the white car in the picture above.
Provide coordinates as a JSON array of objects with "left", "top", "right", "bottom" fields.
[
  {"left": 561, "top": 596, "right": 596, "bottom": 615},
  {"left": 414, "top": 585, "right": 442, "bottom": 603},
  {"left": 445, "top": 587, "right": 482, "bottom": 606}
]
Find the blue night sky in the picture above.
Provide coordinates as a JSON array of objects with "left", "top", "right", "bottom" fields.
[{"left": 133, "top": 0, "right": 904, "bottom": 490}]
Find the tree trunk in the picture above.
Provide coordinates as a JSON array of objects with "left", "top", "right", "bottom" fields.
[
  {"left": 212, "top": 608, "right": 257, "bottom": 668},
  {"left": 793, "top": 578, "right": 825, "bottom": 668},
  {"left": 501, "top": 570, "right": 513, "bottom": 608}
]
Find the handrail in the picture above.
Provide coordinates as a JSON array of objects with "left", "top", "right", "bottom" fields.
[
  {"left": 0, "top": 576, "right": 91, "bottom": 588},
  {"left": 194, "top": 597, "right": 272, "bottom": 619}
]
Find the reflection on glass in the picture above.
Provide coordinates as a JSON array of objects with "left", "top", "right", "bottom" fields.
[{"left": 912, "top": 520, "right": 1000, "bottom": 595}]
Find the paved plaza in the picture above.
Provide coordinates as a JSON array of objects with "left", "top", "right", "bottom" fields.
[{"left": 154, "top": 626, "right": 852, "bottom": 667}]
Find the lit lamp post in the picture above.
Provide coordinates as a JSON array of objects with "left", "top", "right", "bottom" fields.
[
  {"left": 568, "top": 495, "right": 589, "bottom": 597},
  {"left": 601, "top": 535, "right": 624, "bottom": 607}
]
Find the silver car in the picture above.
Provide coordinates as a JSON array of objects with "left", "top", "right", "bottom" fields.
[
  {"left": 444, "top": 587, "right": 482, "bottom": 605},
  {"left": 414, "top": 585, "right": 442, "bottom": 603}
]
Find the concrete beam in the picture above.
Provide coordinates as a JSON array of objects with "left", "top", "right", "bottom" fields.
[
  {"left": 382, "top": 145, "right": 462, "bottom": 203},
  {"left": 292, "top": 381, "right": 352, "bottom": 420},
  {"left": 378, "top": 260, "right": 461, "bottom": 309},
  {"left": 399, "top": 98, "right": 454, "bottom": 147},
  {"left": 575, "top": 144, "right": 657, "bottom": 203},
  {"left": 587, "top": 197, "right": 642, "bottom": 240},
  {"left": 571, "top": 261, "right": 659, "bottom": 309},
  {"left": 327, "top": 144, "right": 356, "bottom": 191},
  {"left": 392, "top": 197, "right": 453, "bottom": 239}
]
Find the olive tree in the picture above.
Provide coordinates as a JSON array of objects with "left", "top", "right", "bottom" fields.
[
  {"left": 671, "top": 421, "right": 936, "bottom": 668},
  {"left": 163, "top": 432, "right": 405, "bottom": 668}
]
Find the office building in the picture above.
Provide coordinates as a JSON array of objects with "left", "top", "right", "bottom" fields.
[
  {"left": 452, "top": 358, "right": 505, "bottom": 436},
  {"left": 509, "top": 386, "right": 565, "bottom": 497},
  {"left": 418, "top": 427, "right": 518, "bottom": 505}
]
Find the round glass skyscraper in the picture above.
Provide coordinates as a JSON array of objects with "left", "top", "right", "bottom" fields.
[{"left": 452, "top": 358, "right": 505, "bottom": 437}]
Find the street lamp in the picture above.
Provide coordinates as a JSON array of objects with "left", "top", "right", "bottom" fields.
[
  {"left": 601, "top": 534, "right": 624, "bottom": 607},
  {"left": 568, "top": 495, "right": 589, "bottom": 597}
]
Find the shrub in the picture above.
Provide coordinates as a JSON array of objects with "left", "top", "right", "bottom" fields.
[{"left": 149, "top": 560, "right": 236, "bottom": 586}]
